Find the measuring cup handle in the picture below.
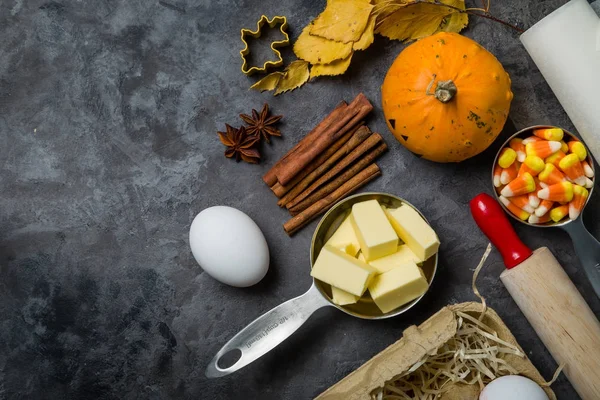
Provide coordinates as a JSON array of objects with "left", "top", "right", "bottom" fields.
[
  {"left": 205, "top": 283, "right": 332, "bottom": 378},
  {"left": 562, "top": 218, "right": 600, "bottom": 298}
]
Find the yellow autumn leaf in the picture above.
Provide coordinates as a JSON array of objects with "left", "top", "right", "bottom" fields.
[
  {"left": 371, "top": 0, "right": 407, "bottom": 21},
  {"left": 275, "top": 60, "right": 310, "bottom": 95},
  {"left": 353, "top": 14, "right": 376, "bottom": 51},
  {"left": 310, "top": 54, "right": 353, "bottom": 79},
  {"left": 250, "top": 72, "right": 285, "bottom": 92},
  {"left": 294, "top": 25, "right": 353, "bottom": 64},
  {"left": 375, "top": 1, "right": 458, "bottom": 42},
  {"left": 308, "top": 0, "right": 374, "bottom": 43},
  {"left": 435, "top": 0, "right": 468, "bottom": 33}
]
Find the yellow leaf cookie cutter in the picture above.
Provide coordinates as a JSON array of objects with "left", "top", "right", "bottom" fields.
[{"left": 240, "top": 15, "right": 290, "bottom": 76}]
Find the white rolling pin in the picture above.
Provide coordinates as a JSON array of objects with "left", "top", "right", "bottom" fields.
[
  {"left": 520, "top": 0, "right": 600, "bottom": 161},
  {"left": 471, "top": 194, "right": 600, "bottom": 400}
]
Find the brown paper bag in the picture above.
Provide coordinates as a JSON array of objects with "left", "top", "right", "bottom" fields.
[{"left": 316, "top": 302, "right": 555, "bottom": 400}]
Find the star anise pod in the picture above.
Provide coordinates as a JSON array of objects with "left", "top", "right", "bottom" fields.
[
  {"left": 217, "top": 124, "right": 260, "bottom": 164},
  {"left": 240, "top": 103, "right": 283, "bottom": 144}
]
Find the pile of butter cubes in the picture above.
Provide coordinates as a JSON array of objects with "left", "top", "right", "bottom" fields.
[{"left": 311, "top": 199, "right": 440, "bottom": 313}]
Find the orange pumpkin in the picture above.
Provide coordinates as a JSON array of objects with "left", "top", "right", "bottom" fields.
[{"left": 381, "top": 32, "right": 513, "bottom": 163}]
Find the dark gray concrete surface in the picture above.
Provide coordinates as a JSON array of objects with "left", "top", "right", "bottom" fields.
[{"left": 1, "top": 1, "right": 599, "bottom": 399}]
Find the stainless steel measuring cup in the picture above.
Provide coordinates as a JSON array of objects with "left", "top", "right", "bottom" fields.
[
  {"left": 205, "top": 192, "right": 438, "bottom": 378},
  {"left": 492, "top": 125, "right": 600, "bottom": 297}
]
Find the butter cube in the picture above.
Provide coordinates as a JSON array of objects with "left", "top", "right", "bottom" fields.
[
  {"left": 350, "top": 200, "right": 398, "bottom": 261},
  {"left": 369, "top": 245, "right": 421, "bottom": 274},
  {"left": 369, "top": 262, "right": 429, "bottom": 313},
  {"left": 331, "top": 286, "right": 359, "bottom": 306},
  {"left": 326, "top": 215, "right": 361, "bottom": 256},
  {"left": 311, "top": 245, "right": 377, "bottom": 296},
  {"left": 385, "top": 205, "right": 440, "bottom": 261}
]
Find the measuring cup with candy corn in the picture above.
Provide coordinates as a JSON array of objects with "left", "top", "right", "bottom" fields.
[{"left": 492, "top": 125, "right": 600, "bottom": 298}]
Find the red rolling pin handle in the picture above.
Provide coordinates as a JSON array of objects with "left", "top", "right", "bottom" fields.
[{"left": 469, "top": 193, "right": 533, "bottom": 269}]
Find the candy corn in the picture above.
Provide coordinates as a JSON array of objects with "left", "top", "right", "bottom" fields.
[
  {"left": 500, "top": 162, "right": 519, "bottom": 186},
  {"left": 526, "top": 140, "right": 562, "bottom": 159},
  {"left": 496, "top": 127, "right": 594, "bottom": 226},
  {"left": 507, "top": 195, "right": 535, "bottom": 214},
  {"left": 499, "top": 196, "right": 530, "bottom": 221},
  {"left": 560, "top": 141, "right": 569, "bottom": 153},
  {"left": 528, "top": 192, "right": 540, "bottom": 208},
  {"left": 529, "top": 181, "right": 543, "bottom": 208},
  {"left": 567, "top": 141, "right": 587, "bottom": 161},
  {"left": 518, "top": 156, "right": 544, "bottom": 177},
  {"left": 538, "top": 163, "right": 566, "bottom": 185},
  {"left": 537, "top": 181, "right": 574, "bottom": 202},
  {"left": 522, "top": 136, "right": 543, "bottom": 145},
  {"left": 559, "top": 153, "right": 586, "bottom": 186},
  {"left": 509, "top": 138, "right": 526, "bottom": 162},
  {"left": 498, "top": 148, "right": 517, "bottom": 168},
  {"left": 500, "top": 172, "right": 536, "bottom": 197},
  {"left": 569, "top": 185, "right": 589, "bottom": 220},
  {"left": 493, "top": 164, "right": 502, "bottom": 188},
  {"left": 582, "top": 160, "right": 594, "bottom": 178},
  {"left": 529, "top": 213, "right": 551, "bottom": 224},
  {"left": 545, "top": 151, "right": 566, "bottom": 168},
  {"left": 535, "top": 199, "right": 554, "bottom": 217},
  {"left": 534, "top": 127, "right": 564, "bottom": 141},
  {"left": 549, "top": 205, "right": 569, "bottom": 222}
]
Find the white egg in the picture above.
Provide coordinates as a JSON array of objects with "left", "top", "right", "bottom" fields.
[
  {"left": 479, "top": 375, "right": 549, "bottom": 400},
  {"left": 189, "top": 206, "right": 269, "bottom": 287}
]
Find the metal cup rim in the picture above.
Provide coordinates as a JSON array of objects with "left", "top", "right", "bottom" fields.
[
  {"left": 491, "top": 125, "right": 595, "bottom": 228},
  {"left": 309, "top": 192, "right": 438, "bottom": 320}
]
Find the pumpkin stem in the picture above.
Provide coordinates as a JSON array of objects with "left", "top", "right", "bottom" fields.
[{"left": 434, "top": 80, "right": 457, "bottom": 103}]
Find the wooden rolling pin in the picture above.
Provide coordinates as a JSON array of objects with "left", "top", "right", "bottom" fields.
[{"left": 470, "top": 193, "right": 600, "bottom": 400}]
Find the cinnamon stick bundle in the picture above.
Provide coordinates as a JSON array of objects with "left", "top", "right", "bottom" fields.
[
  {"left": 277, "top": 126, "right": 372, "bottom": 207},
  {"left": 262, "top": 94, "right": 384, "bottom": 235},
  {"left": 288, "top": 142, "right": 388, "bottom": 215},
  {"left": 285, "top": 133, "right": 384, "bottom": 210},
  {"left": 270, "top": 122, "right": 364, "bottom": 198},
  {"left": 277, "top": 94, "right": 373, "bottom": 186},
  {"left": 262, "top": 101, "right": 348, "bottom": 186},
  {"left": 283, "top": 164, "right": 382, "bottom": 236}
]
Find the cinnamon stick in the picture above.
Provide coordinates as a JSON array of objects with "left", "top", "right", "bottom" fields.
[
  {"left": 262, "top": 101, "right": 348, "bottom": 186},
  {"left": 283, "top": 164, "right": 381, "bottom": 236},
  {"left": 285, "top": 133, "right": 384, "bottom": 210},
  {"left": 288, "top": 142, "right": 388, "bottom": 215},
  {"left": 277, "top": 126, "right": 372, "bottom": 207},
  {"left": 276, "top": 93, "right": 373, "bottom": 186},
  {"left": 270, "top": 122, "right": 364, "bottom": 198}
]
